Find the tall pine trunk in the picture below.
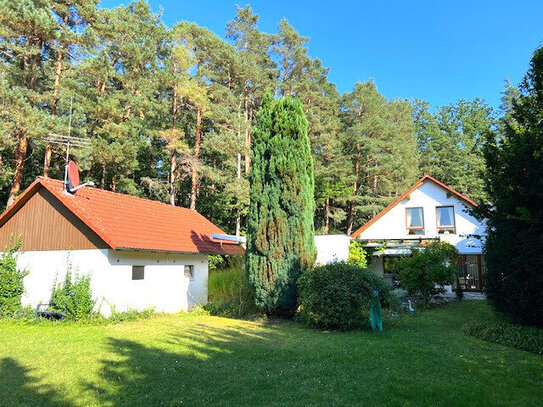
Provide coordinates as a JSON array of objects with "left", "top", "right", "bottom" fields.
[
  {"left": 7, "top": 131, "right": 28, "bottom": 207},
  {"left": 190, "top": 108, "right": 202, "bottom": 210},
  {"left": 244, "top": 95, "right": 251, "bottom": 175},
  {"left": 323, "top": 197, "right": 331, "bottom": 234},
  {"left": 346, "top": 143, "right": 361, "bottom": 235},
  {"left": 169, "top": 85, "right": 178, "bottom": 206},
  {"left": 236, "top": 152, "right": 242, "bottom": 236},
  {"left": 44, "top": 16, "right": 68, "bottom": 178},
  {"left": 169, "top": 152, "right": 176, "bottom": 206},
  {"left": 44, "top": 50, "right": 63, "bottom": 177}
]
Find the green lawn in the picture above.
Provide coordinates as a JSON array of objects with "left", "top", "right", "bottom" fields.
[{"left": 1, "top": 301, "right": 542, "bottom": 407}]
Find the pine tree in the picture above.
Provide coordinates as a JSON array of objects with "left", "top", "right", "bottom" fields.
[
  {"left": 342, "top": 81, "right": 419, "bottom": 234},
  {"left": 42, "top": 0, "right": 99, "bottom": 178},
  {"left": 273, "top": 19, "right": 342, "bottom": 233},
  {"left": 246, "top": 94, "right": 316, "bottom": 313},
  {"left": 414, "top": 99, "right": 494, "bottom": 202},
  {"left": 226, "top": 5, "right": 277, "bottom": 176},
  {"left": 75, "top": 0, "right": 168, "bottom": 194},
  {"left": 0, "top": 0, "right": 62, "bottom": 206},
  {"left": 478, "top": 45, "right": 543, "bottom": 327}
]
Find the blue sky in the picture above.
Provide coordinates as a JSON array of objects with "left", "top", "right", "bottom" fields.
[{"left": 100, "top": 0, "right": 543, "bottom": 111}]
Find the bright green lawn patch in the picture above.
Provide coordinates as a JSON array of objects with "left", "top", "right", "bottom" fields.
[{"left": 1, "top": 301, "right": 542, "bottom": 407}]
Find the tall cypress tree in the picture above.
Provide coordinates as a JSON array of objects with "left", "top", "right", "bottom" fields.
[
  {"left": 246, "top": 93, "right": 316, "bottom": 313},
  {"left": 479, "top": 46, "right": 543, "bottom": 327}
]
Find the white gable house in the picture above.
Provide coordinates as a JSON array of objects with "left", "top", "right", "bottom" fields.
[{"left": 351, "top": 175, "right": 486, "bottom": 292}]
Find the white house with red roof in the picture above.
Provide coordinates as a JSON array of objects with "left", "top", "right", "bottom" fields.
[
  {"left": 351, "top": 175, "right": 486, "bottom": 292},
  {"left": 315, "top": 175, "right": 486, "bottom": 292},
  {"left": 0, "top": 177, "right": 243, "bottom": 315}
]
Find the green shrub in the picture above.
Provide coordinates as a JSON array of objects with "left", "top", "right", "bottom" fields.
[
  {"left": 463, "top": 320, "right": 543, "bottom": 355},
  {"left": 347, "top": 241, "right": 368, "bottom": 268},
  {"left": 298, "top": 262, "right": 394, "bottom": 330},
  {"left": 389, "top": 242, "right": 458, "bottom": 306},
  {"left": 50, "top": 261, "right": 95, "bottom": 320},
  {"left": 10, "top": 305, "right": 35, "bottom": 320},
  {"left": 208, "top": 254, "right": 238, "bottom": 272},
  {"left": 108, "top": 307, "right": 155, "bottom": 323},
  {"left": 0, "top": 236, "right": 28, "bottom": 318},
  {"left": 205, "top": 265, "right": 259, "bottom": 318}
]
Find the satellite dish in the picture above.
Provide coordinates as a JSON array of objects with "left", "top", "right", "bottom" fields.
[{"left": 66, "top": 160, "right": 80, "bottom": 191}]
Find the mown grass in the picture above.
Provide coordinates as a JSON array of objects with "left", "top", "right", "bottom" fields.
[{"left": 1, "top": 301, "right": 542, "bottom": 407}]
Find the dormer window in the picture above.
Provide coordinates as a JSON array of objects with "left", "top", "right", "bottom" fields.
[
  {"left": 406, "top": 207, "right": 424, "bottom": 235},
  {"left": 436, "top": 206, "right": 456, "bottom": 234}
]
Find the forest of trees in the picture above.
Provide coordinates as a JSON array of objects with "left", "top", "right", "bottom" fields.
[{"left": 0, "top": 1, "right": 498, "bottom": 235}]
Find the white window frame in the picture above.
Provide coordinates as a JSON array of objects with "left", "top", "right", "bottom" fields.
[
  {"left": 436, "top": 205, "right": 456, "bottom": 234},
  {"left": 184, "top": 265, "right": 195, "bottom": 280}
]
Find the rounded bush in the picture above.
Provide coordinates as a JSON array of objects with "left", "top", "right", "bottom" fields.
[{"left": 298, "top": 262, "right": 392, "bottom": 330}]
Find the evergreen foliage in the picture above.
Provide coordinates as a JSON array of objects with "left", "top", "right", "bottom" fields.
[
  {"left": 341, "top": 81, "right": 419, "bottom": 234},
  {"left": 463, "top": 319, "right": 543, "bottom": 355},
  {"left": 246, "top": 93, "right": 316, "bottom": 313},
  {"left": 478, "top": 46, "right": 543, "bottom": 327},
  {"left": 0, "top": 236, "right": 28, "bottom": 318},
  {"left": 298, "top": 262, "right": 393, "bottom": 330},
  {"left": 414, "top": 99, "right": 495, "bottom": 203},
  {"left": 0, "top": 1, "right": 501, "bottom": 235}
]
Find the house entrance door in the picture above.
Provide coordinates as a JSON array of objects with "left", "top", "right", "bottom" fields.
[{"left": 457, "top": 255, "right": 483, "bottom": 292}]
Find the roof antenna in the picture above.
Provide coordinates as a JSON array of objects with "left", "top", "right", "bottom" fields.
[{"left": 46, "top": 97, "right": 94, "bottom": 194}]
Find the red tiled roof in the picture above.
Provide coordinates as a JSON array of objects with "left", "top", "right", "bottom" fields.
[
  {"left": 351, "top": 174, "right": 478, "bottom": 238},
  {"left": 0, "top": 178, "right": 243, "bottom": 255}
]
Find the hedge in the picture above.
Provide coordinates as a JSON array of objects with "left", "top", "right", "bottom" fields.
[{"left": 463, "top": 320, "right": 543, "bottom": 355}]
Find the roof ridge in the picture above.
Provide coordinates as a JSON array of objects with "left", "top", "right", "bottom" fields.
[
  {"left": 419, "top": 174, "right": 478, "bottom": 207},
  {"left": 1, "top": 177, "right": 244, "bottom": 255},
  {"left": 351, "top": 174, "right": 478, "bottom": 238},
  {"left": 40, "top": 177, "right": 201, "bottom": 215}
]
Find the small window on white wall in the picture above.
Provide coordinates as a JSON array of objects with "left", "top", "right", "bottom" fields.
[
  {"left": 184, "top": 265, "right": 194, "bottom": 280},
  {"left": 132, "top": 265, "right": 144, "bottom": 280},
  {"left": 437, "top": 206, "right": 456, "bottom": 234},
  {"left": 406, "top": 207, "right": 424, "bottom": 235}
]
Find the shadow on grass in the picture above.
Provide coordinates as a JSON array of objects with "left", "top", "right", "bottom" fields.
[
  {"left": 1, "top": 358, "right": 73, "bottom": 407},
  {"left": 84, "top": 322, "right": 290, "bottom": 406}
]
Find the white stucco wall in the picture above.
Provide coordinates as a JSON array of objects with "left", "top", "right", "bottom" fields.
[
  {"left": 314, "top": 234, "right": 351, "bottom": 265},
  {"left": 17, "top": 249, "right": 208, "bottom": 316},
  {"left": 357, "top": 181, "right": 486, "bottom": 254}
]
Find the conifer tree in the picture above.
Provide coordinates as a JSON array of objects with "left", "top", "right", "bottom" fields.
[
  {"left": 479, "top": 46, "right": 543, "bottom": 327},
  {"left": 76, "top": 0, "right": 167, "bottom": 193},
  {"left": 0, "top": 0, "right": 62, "bottom": 206},
  {"left": 342, "top": 81, "right": 419, "bottom": 234},
  {"left": 226, "top": 5, "right": 277, "bottom": 176},
  {"left": 273, "top": 20, "right": 342, "bottom": 232},
  {"left": 246, "top": 94, "right": 316, "bottom": 313},
  {"left": 414, "top": 99, "right": 494, "bottom": 202}
]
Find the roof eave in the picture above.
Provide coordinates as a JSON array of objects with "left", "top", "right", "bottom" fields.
[
  {"left": 351, "top": 175, "right": 479, "bottom": 239},
  {"left": 114, "top": 245, "right": 244, "bottom": 256},
  {"left": 36, "top": 180, "right": 117, "bottom": 250},
  {"left": 0, "top": 179, "right": 43, "bottom": 228}
]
